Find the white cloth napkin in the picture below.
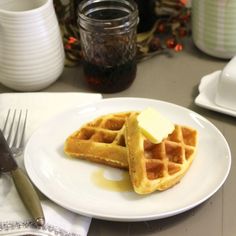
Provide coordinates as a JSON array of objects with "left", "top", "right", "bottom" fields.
[{"left": 0, "top": 92, "right": 103, "bottom": 236}]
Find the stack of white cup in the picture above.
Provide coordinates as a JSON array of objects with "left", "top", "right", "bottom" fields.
[
  {"left": 0, "top": 0, "right": 65, "bottom": 91},
  {"left": 192, "top": 0, "right": 236, "bottom": 59}
]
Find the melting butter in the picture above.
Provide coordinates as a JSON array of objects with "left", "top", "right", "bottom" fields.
[{"left": 137, "top": 107, "right": 175, "bottom": 143}]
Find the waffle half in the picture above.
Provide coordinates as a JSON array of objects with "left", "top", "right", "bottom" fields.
[
  {"left": 126, "top": 113, "right": 198, "bottom": 194},
  {"left": 64, "top": 112, "right": 137, "bottom": 169}
]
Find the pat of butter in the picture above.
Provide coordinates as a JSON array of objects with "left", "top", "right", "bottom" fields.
[{"left": 137, "top": 107, "right": 175, "bottom": 143}]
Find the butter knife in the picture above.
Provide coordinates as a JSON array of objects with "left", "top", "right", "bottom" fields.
[{"left": 0, "top": 130, "right": 45, "bottom": 226}]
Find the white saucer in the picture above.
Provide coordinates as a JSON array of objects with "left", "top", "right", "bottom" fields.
[{"left": 195, "top": 71, "right": 236, "bottom": 117}]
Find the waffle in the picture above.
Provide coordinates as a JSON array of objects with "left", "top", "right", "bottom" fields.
[
  {"left": 64, "top": 112, "right": 137, "bottom": 169},
  {"left": 125, "top": 113, "right": 198, "bottom": 194}
]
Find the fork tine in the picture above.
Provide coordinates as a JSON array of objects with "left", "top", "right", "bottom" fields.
[
  {"left": 2, "top": 109, "right": 10, "bottom": 134},
  {"left": 6, "top": 109, "right": 16, "bottom": 143},
  {"left": 12, "top": 110, "right": 22, "bottom": 148},
  {"left": 18, "top": 109, "right": 28, "bottom": 149},
  {"left": 2, "top": 109, "right": 28, "bottom": 157}
]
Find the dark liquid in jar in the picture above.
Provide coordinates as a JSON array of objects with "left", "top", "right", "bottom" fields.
[
  {"left": 83, "top": 59, "right": 137, "bottom": 93},
  {"left": 87, "top": 8, "right": 129, "bottom": 20}
]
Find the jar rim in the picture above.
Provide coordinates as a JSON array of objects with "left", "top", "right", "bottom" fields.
[{"left": 78, "top": 0, "right": 138, "bottom": 31}]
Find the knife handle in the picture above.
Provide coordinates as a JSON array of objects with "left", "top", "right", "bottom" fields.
[{"left": 11, "top": 168, "right": 45, "bottom": 226}]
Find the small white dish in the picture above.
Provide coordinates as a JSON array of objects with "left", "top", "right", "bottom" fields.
[
  {"left": 195, "top": 71, "right": 236, "bottom": 117},
  {"left": 215, "top": 56, "right": 236, "bottom": 110}
]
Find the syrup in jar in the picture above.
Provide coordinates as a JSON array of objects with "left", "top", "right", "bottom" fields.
[
  {"left": 78, "top": 0, "right": 139, "bottom": 93},
  {"left": 83, "top": 59, "right": 137, "bottom": 93}
]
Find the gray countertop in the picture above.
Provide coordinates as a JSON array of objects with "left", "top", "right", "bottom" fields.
[{"left": 1, "top": 38, "right": 235, "bottom": 236}]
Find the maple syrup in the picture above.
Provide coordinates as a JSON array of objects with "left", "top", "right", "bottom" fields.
[
  {"left": 83, "top": 59, "right": 137, "bottom": 93},
  {"left": 78, "top": 0, "right": 138, "bottom": 93},
  {"left": 91, "top": 168, "right": 132, "bottom": 192}
]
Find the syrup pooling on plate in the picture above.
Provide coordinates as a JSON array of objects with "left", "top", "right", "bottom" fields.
[{"left": 91, "top": 168, "right": 132, "bottom": 192}]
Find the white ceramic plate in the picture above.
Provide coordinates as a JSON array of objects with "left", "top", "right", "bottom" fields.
[{"left": 24, "top": 97, "right": 231, "bottom": 221}]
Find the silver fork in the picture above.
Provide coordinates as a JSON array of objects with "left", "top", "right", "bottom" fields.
[
  {"left": 2, "top": 109, "right": 28, "bottom": 157},
  {"left": 1, "top": 109, "right": 45, "bottom": 226}
]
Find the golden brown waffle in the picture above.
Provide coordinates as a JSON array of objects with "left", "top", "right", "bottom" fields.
[
  {"left": 64, "top": 112, "right": 137, "bottom": 169},
  {"left": 126, "top": 113, "right": 198, "bottom": 194}
]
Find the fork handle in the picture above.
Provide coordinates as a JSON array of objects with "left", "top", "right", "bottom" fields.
[{"left": 11, "top": 168, "right": 45, "bottom": 226}]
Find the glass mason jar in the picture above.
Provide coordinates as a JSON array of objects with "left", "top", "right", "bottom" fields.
[{"left": 78, "top": 0, "right": 139, "bottom": 93}]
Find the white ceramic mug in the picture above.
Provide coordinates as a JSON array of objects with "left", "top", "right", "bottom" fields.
[
  {"left": 192, "top": 0, "right": 236, "bottom": 59},
  {"left": 0, "top": 0, "right": 65, "bottom": 91}
]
